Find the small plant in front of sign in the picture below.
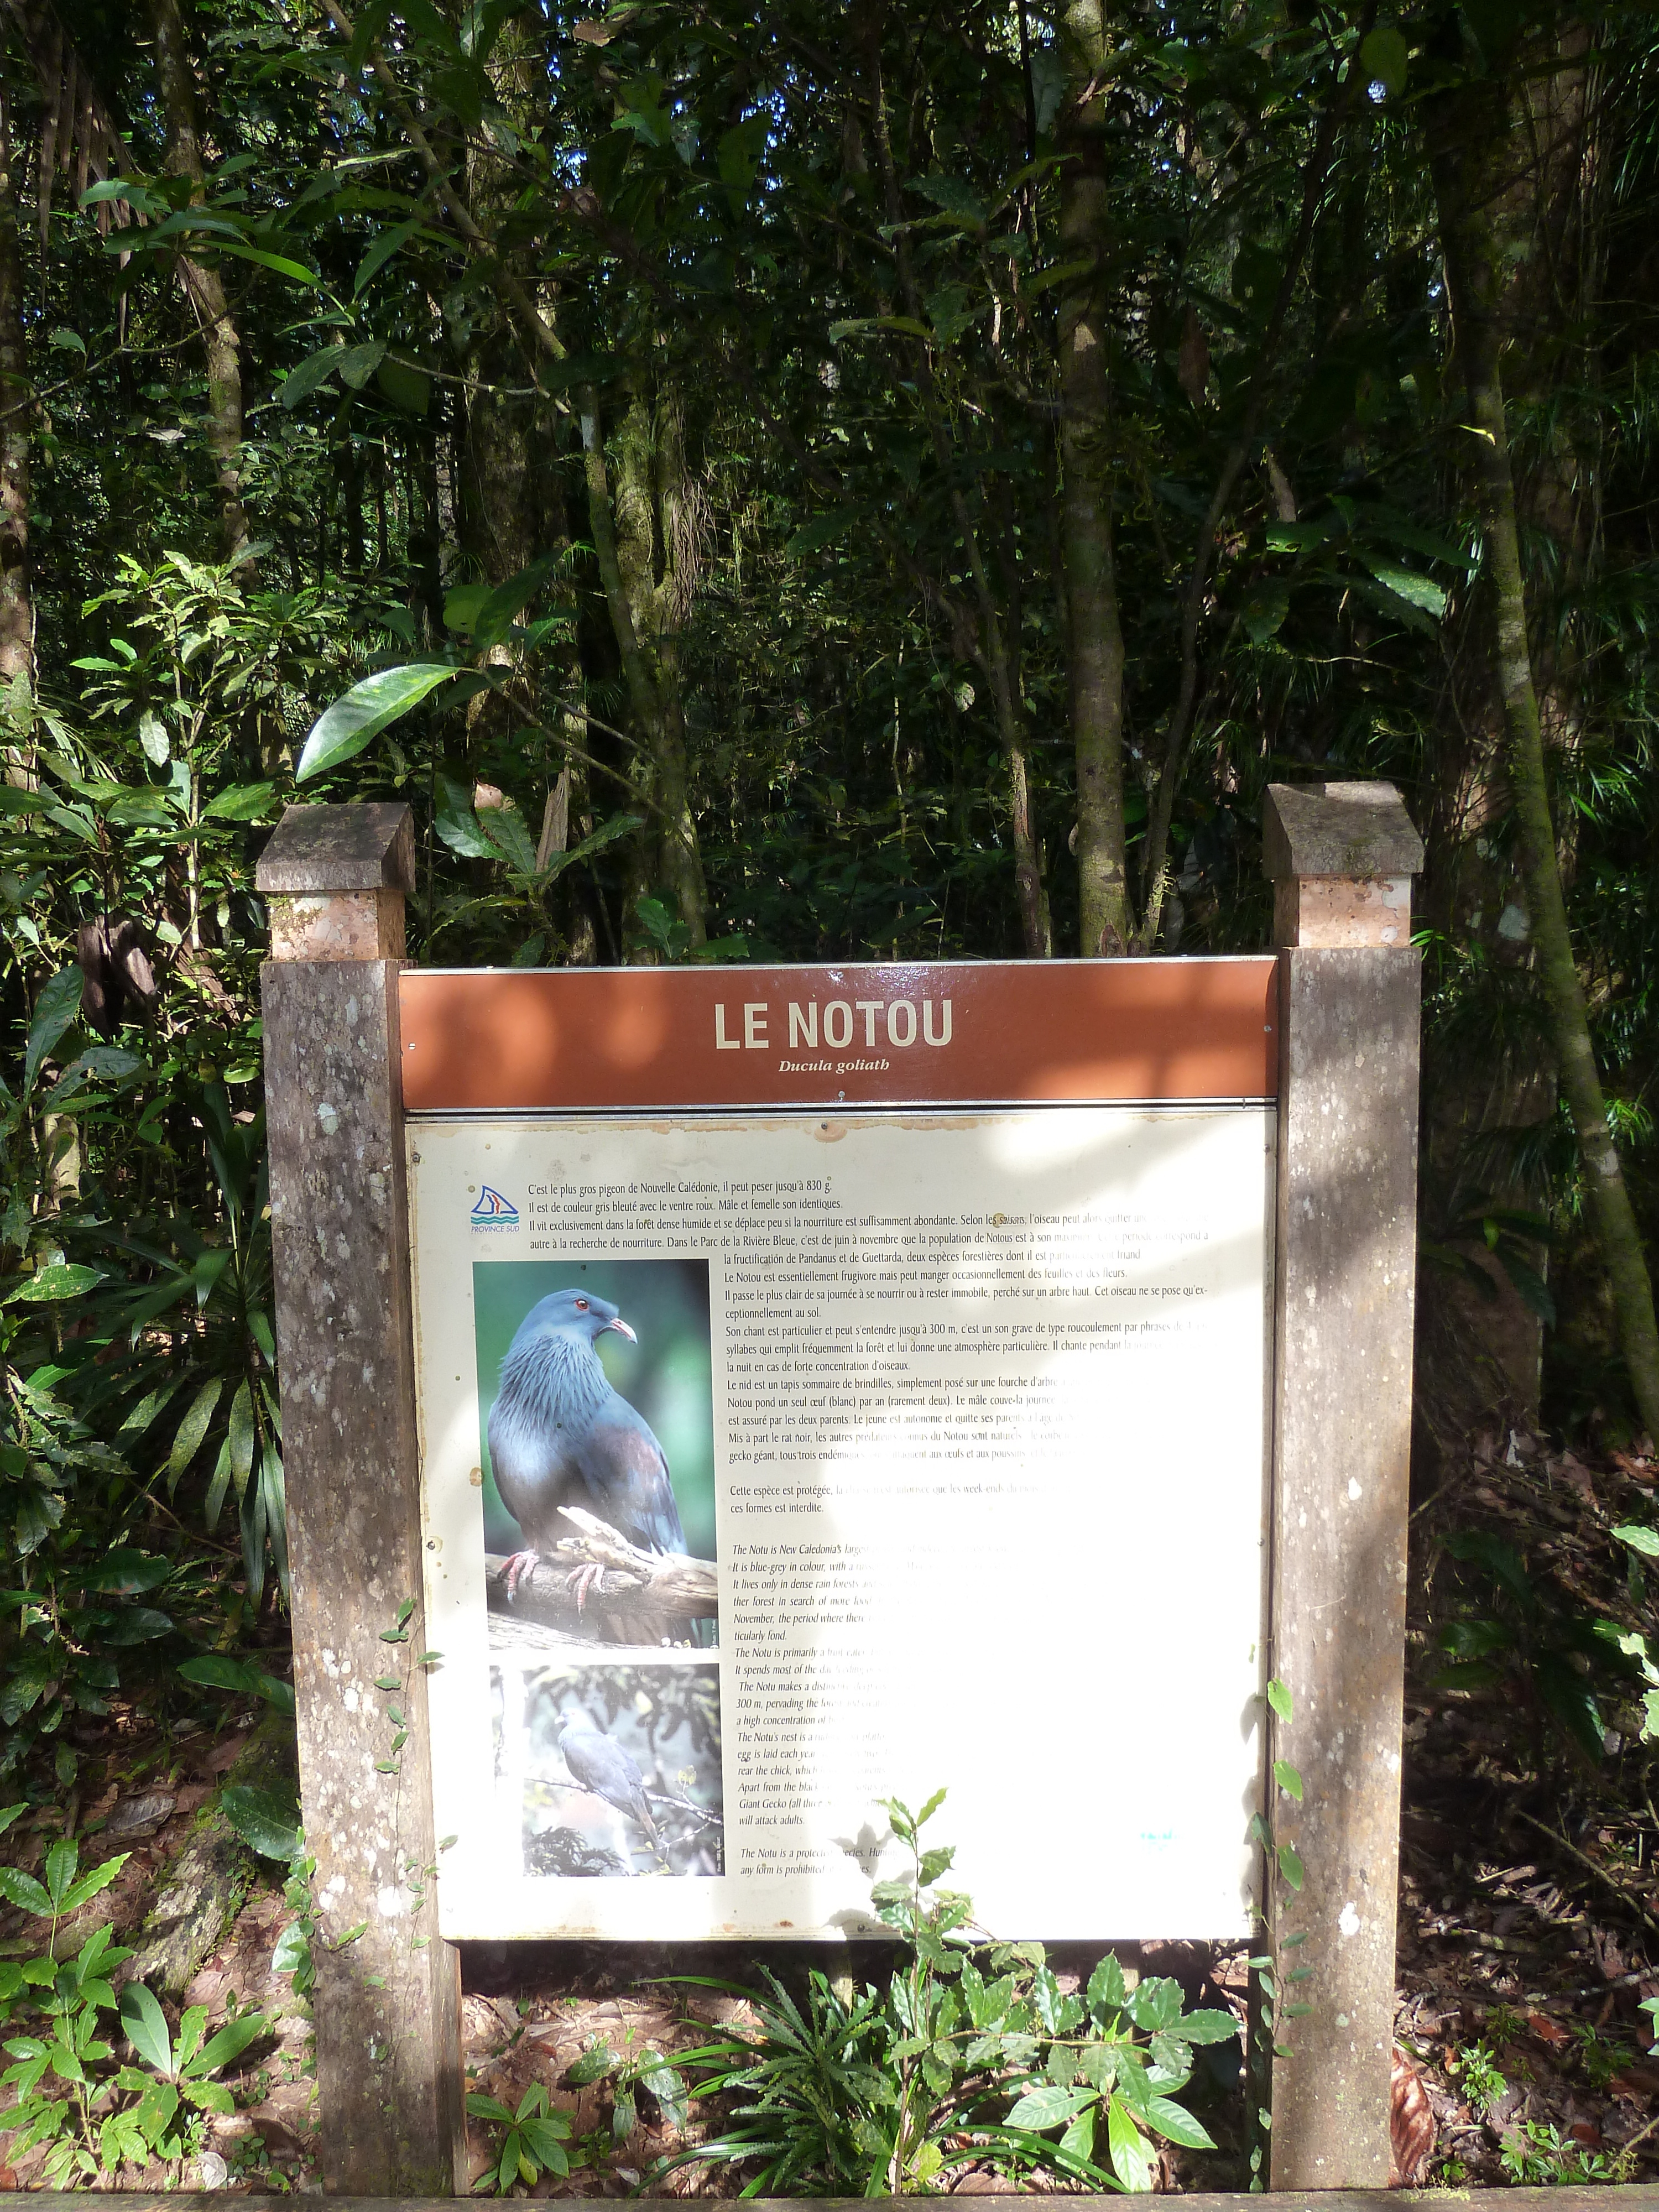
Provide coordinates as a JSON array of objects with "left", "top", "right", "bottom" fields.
[
  {"left": 1451, "top": 2040, "right": 1508, "bottom": 2118},
  {"left": 0, "top": 1803, "right": 267, "bottom": 2182},
  {"left": 466, "top": 2083, "right": 576, "bottom": 2194},
  {"left": 653, "top": 1788, "right": 1239, "bottom": 2195},
  {"left": 1246, "top": 1676, "right": 1310, "bottom": 2189},
  {"left": 564, "top": 2031, "right": 688, "bottom": 2143},
  {"left": 1498, "top": 2115, "right": 1624, "bottom": 2187}
]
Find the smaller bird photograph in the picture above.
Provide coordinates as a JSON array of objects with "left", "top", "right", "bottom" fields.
[
  {"left": 503, "top": 1662, "right": 723, "bottom": 1879},
  {"left": 473, "top": 1259, "right": 718, "bottom": 1652}
]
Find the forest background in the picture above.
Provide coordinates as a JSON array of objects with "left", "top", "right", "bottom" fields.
[{"left": 1, "top": 0, "right": 1658, "bottom": 2175}]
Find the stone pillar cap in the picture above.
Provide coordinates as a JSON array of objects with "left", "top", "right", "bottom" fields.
[
  {"left": 257, "top": 803, "right": 415, "bottom": 896},
  {"left": 1262, "top": 780, "right": 1423, "bottom": 881}
]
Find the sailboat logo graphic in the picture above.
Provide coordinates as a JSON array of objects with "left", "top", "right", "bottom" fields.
[{"left": 469, "top": 1185, "right": 519, "bottom": 1228}]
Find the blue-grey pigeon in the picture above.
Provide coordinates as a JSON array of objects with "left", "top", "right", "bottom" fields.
[
  {"left": 488, "top": 1288, "right": 687, "bottom": 1631},
  {"left": 559, "top": 1710, "right": 662, "bottom": 1854}
]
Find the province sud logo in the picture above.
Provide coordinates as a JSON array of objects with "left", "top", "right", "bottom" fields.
[{"left": 469, "top": 1185, "right": 519, "bottom": 1230}]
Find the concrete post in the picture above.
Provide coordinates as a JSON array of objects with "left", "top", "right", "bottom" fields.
[
  {"left": 1262, "top": 780, "right": 1424, "bottom": 2189},
  {"left": 257, "top": 804, "right": 467, "bottom": 2195}
]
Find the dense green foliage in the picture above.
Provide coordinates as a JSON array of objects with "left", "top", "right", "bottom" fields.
[
  {"left": 0, "top": 0, "right": 1655, "bottom": 1785},
  {"left": 656, "top": 1792, "right": 1239, "bottom": 2194}
]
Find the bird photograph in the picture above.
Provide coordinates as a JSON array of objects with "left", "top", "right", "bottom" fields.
[
  {"left": 474, "top": 1260, "right": 717, "bottom": 1650},
  {"left": 513, "top": 1663, "right": 723, "bottom": 1879}
]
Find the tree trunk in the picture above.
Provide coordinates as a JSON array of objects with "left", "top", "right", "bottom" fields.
[
  {"left": 581, "top": 381, "right": 707, "bottom": 946},
  {"left": 1433, "top": 75, "right": 1659, "bottom": 1441},
  {"left": 147, "top": 0, "right": 253, "bottom": 566},
  {"left": 1055, "top": 0, "right": 1130, "bottom": 958},
  {"left": 0, "top": 44, "right": 30, "bottom": 692}
]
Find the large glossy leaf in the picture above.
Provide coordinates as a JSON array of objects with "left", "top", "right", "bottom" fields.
[
  {"left": 6, "top": 1264, "right": 106, "bottom": 1305},
  {"left": 119, "top": 1983, "right": 174, "bottom": 2078},
  {"left": 189, "top": 2011, "right": 268, "bottom": 2079},
  {"left": 24, "top": 967, "right": 82, "bottom": 1092},
  {"left": 296, "top": 662, "right": 458, "bottom": 781},
  {"left": 1005, "top": 2084, "right": 1093, "bottom": 2130},
  {"left": 1143, "top": 2094, "right": 1215, "bottom": 2150},
  {"left": 167, "top": 1379, "right": 223, "bottom": 1489},
  {"left": 220, "top": 1784, "right": 301, "bottom": 1862},
  {"left": 1106, "top": 2094, "right": 1155, "bottom": 2191}
]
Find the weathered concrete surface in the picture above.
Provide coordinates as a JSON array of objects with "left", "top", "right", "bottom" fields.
[
  {"left": 1263, "top": 779, "right": 1425, "bottom": 884},
  {"left": 1272, "top": 873, "right": 1412, "bottom": 950},
  {"left": 268, "top": 886, "right": 407, "bottom": 961},
  {"left": 1267, "top": 946, "right": 1421, "bottom": 2190},
  {"left": 262, "top": 952, "right": 465, "bottom": 2195},
  {"left": 257, "top": 801, "right": 416, "bottom": 895}
]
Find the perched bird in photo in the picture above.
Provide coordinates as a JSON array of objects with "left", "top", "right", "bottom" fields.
[
  {"left": 488, "top": 1288, "right": 688, "bottom": 1637},
  {"left": 558, "top": 1710, "right": 663, "bottom": 1857}
]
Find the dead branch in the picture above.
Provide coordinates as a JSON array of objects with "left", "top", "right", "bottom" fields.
[{"left": 484, "top": 1508, "right": 717, "bottom": 1630}]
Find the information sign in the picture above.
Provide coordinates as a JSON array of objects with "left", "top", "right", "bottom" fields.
[{"left": 406, "top": 962, "right": 1277, "bottom": 1941}]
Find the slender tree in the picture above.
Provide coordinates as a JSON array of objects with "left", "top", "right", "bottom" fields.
[
  {"left": 1432, "top": 56, "right": 1659, "bottom": 1439},
  {"left": 147, "top": 0, "right": 253, "bottom": 565}
]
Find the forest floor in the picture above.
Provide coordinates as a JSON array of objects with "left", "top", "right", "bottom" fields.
[{"left": 3, "top": 1421, "right": 1659, "bottom": 2193}]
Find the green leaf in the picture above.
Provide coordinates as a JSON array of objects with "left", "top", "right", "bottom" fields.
[
  {"left": 220, "top": 1784, "right": 301, "bottom": 1863},
  {"left": 6, "top": 1264, "right": 106, "bottom": 1305},
  {"left": 565, "top": 2042, "right": 617, "bottom": 2085},
  {"left": 1144, "top": 2093, "right": 1215, "bottom": 2150},
  {"left": 189, "top": 2011, "right": 268, "bottom": 2078},
  {"left": 179, "top": 1654, "right": 259, "bottom": 1696},
  {"left": 1006, "top": 2084, "right": 1094, "bottom": 2130},
  {"left": 119, "top": 1983, "right": 174, "bottom": 2077},
  {"left": 44, "top": 1836, "right": 77, "bottom": 1907},
  {"left": 211, "top": 241, "right": 320, "bottom": 286},
  {"left": 95, "top": 1605, "right": 173, "bottom": 1645},
  {"left": 1359, "top": 552, "right": 1446, "bottom": 616},
  {"left": 1276, "top": 1841, "right": 1305, "bottom": 1891},
  {"left": 1126, "top": 1977, "right": 1185, "bottom": 2033},
  {"left": 718, "top": 115, "right": 769, "bottom": 204},
  {"left": 25, "top": 967, "right": 82, "bottom": 1092},
  {"left": 227, "top": 1379, "right": 255, "bottom": 1500},
  {"left": 377, "top": 359, "right": 430, "bottom": 415},
  {"left": 56, "top": 1856, "right": 128, "bottom": 1914},
  {"left": 1359, "top": 24, "right": 1410, "bottom": 96},
  {"left": 280, "top": 348, "right": 346, "bottom": 409},
  {"left": 1614, "top": 1524, "right": 1659, "bottom": 1558},
  {"left": 336, "top": 341, "right": 388, "bottom": 390},
  {"left": 1088, "top": 1952, "right": 1129, "bottom": 2017},
  {"left": 296, "top": 662, "right": 458, "bottom": 781},
  {"left": 1266, "top": 1678, "right": 1292, "bottom": 1723},
  {"left": 477, "top": 802, "right": 541, "bottom": 878},
  {"left": 0, "top": 1866, "right": 53, "bottom": 1917},
  {"left": 168, "top": 1379, "right": 223, "bottom": 1488},
  {"left": 138, "top": 708, "right": 170, "bottom": 765},
  {"left": 1173, "top": 2007, "right": 1239, "bottom": 2045},
  {"left": 786, "top": 508, "right": 858, "bottom": 558},
  {"left": 272, "top": 1923, "right": 311, "bottom": 1977},
  {"left": 1272, "top": 1759, "right": 1303, "bottom": 1802},
  {"left": 1107, "top": 2093, "right": 1155, "bottom": 2191},
  {"left": 201, "top": 782, "right": 277, "bottom": 821},
  {"left": 355, "top": 219, "right": 421, "bottom": 296}
]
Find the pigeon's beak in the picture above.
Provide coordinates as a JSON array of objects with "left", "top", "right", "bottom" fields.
[{"left": 602, "top": 1316, "right": 638, "bottom": 1344}]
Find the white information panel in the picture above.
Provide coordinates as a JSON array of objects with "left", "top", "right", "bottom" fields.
[{"left": 408, "top": 1106, "right": 1274, "bottom": 1942}]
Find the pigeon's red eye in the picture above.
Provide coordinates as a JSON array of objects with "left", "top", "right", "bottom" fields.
[{"left": 575, "top": 1298, "right": 589, "bottom": 1311}]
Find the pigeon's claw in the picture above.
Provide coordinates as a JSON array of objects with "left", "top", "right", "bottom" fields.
[
  {"left": 502, "top": 1548, "right": 541, "bottom": 1602},
  {"left": 565, "top": 1561, "right": 606, "bottom": 1615}
]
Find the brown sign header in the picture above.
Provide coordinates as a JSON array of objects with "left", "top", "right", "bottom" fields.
[{"left": 397, "top": 958, "right": 1279, "bottom": 1113}]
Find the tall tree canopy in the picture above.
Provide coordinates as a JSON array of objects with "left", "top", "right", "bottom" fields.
[{"left": 1, "top": 0, "right": 1658, "bottom": 1668}]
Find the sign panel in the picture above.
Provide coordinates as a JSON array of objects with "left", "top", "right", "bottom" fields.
[
  {"left": 400, "top": 957, "right": 1278, "bottom": 1113},
  {"left": 409, "top": 1090, "right": 1274, "bottom": 1942}
]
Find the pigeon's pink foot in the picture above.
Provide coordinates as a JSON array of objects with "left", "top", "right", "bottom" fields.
[
  {"left": 565, "top": 1561, "right": 605, "bottom": 1615},
  {"left": 502, "top": 1548, "right": 541, "bottom": 1601}
]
